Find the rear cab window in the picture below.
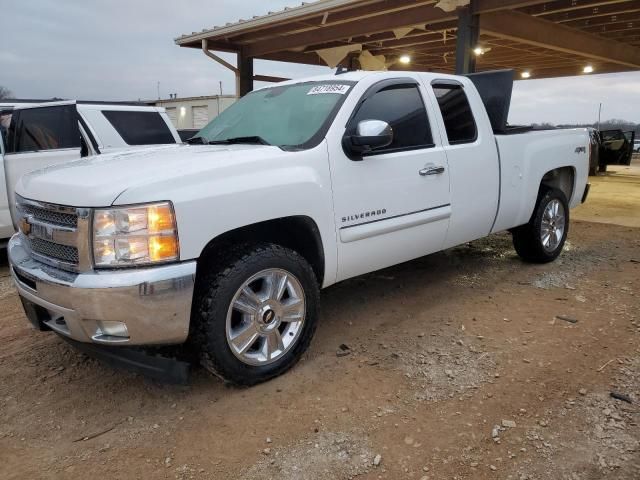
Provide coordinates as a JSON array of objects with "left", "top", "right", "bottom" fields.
[
  {"left": 432, "top": 83, "right": 477, "bottom": 145},
  {"left": 101, "top": 110, "right": 176, "bottom": 146}
]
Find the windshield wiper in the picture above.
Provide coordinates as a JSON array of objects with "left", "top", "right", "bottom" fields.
[{"left": 207, "top": 136, "right": 272, "bottom": 146}]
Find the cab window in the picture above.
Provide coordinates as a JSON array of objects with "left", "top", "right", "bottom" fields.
[
  {"left": 432, "top": 84, "right": 477, "bottom": 144},
  {"left": 350, "top": 84, "right": 433, "bottom": 153},
  {"left": 8, "top": 105, "right": 80, "bottom": 153},
  {"left": 102, "top": 110, "right": 176, "bottom": 146}
]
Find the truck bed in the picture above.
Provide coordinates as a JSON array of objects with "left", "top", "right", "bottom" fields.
[{"left": 492, "top": 128, "right": 590, "bottom": 233}]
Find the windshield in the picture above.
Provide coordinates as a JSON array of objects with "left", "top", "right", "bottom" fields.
[{"left": 194, "top": 81, "right": 355, "bottom": 149}]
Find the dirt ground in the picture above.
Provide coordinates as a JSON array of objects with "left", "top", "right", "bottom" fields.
[{"left": 1, "top": 160, "right": 638, "bottom": 480}]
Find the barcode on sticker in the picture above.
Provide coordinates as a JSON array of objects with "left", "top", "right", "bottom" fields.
[{"left": 307, "top": 84, "right": 350, "bottom": 95}]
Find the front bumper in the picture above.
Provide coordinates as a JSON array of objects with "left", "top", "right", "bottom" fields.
[{"left": 8, "top": 234, "right": 196, "bottom": 346}]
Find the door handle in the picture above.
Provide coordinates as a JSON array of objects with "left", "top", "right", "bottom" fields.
[{"left": 419, "top": 165, "right": 445, "bottom": 176}]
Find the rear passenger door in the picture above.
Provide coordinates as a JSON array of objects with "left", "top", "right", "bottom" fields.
[
  {"left": 429, "top": 80, "right": 500, "bottom": 248},
  {"left": 4, "top": 103, "right": 82, "bottom": 224}
]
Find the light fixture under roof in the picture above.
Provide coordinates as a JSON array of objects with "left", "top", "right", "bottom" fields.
[
  {"left": 399, "top": 54, "right": 411, "bottom": 64},
  {"left": 521, "top": 71, "right": 531, "bottom": 79},
  {"left": 583, "top": 65, "right": 594, "bottom": 73},
  {"left": 473, "top": 46, "right": 492, "bottom": 56}
]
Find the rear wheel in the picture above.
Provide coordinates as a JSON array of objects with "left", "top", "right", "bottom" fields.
[
  {"left": 512, "top": 187, "right": 569, "bottom": 263},
  {"left": 194, "top": 244, "right": 319, "bottom": 386}
]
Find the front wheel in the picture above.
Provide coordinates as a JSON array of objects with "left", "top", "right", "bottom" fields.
[
  {"left": 512, "top": 187, "right": 569, "bottom": 263},
  {"left": 194, "top": 244, "right": 319, "bottom": 386}
]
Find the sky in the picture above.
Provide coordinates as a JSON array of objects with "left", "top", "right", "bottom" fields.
[{"left": 2, "top": 0, "right": 640, "bottom": 126}]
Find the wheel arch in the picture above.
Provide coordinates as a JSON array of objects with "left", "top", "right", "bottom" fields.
[
  {"left": 196, "top": 216, "right": 326, "bottom": 286},
  {"left": 539, "top": 166, "right": 575, "bottom": 203}
]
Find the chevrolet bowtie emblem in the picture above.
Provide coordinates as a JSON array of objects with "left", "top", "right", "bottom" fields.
[{"left": 20, "top": 217, "right": 31, "bottom": 235}]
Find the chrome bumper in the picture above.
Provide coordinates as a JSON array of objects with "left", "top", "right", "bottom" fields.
[{"left": 8, "top": 234, "right": 196, "bottom": 346}]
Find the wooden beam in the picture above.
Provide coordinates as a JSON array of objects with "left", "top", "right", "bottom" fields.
[
  {"left": 231, "top": 0, "right": 437, "bottom": 44},
  {"left": 184, "top": 0, "right": 534, "bottom": 48},
  {"left": 581, "top": 22, "right": 640, "bottom": 35},
  {"left": 301, "top": 29, "right": 453, "bottom": 54},
  {"left": 594, "top": 30, "right": 640, "bottom": 41},
  {"left": 182, "top": 39, "right": 239, "bottom": 52},
  {"left": 536, "top": 0, "right": 640, "bottom": 23},
  {"left": 260, "top": 51, "right": 325, "bottom": 66},
  {"left": 244, "top": 1, "right": 553, "bottom": 56},
  {"left": 247, "top": 4, "right": 457, "bottom": 57},
  {"left": 515, "top": 63, "right": 635, "bottom": 78},
  {"left": 253, "top": 74, "right": 290, "bottom": 83},
  {"left": 521, "top": 0, "right": 634, "bottom": 17},
  {"left": 480, "top": 9, "right": 640, "bottom": 68},
  {"left": 474, "top": 0, "right": 552, "bottom": 14},
  {"left": 564, "top": 12, "right": 640, "bottom": 29}
]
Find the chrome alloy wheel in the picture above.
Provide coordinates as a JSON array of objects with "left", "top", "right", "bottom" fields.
[
  {"left": 540, "top": 199, "right": 566, "bottom": 252},
  {"left": 225, "top": 268, "right": 306, "bottom": 366}
]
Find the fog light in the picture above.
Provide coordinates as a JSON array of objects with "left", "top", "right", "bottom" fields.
[{"left": 96, "top": 320, "right": 129, "bottom": 338}]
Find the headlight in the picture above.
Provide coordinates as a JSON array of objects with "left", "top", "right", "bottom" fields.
[{"left": 93, "top": 202, "right": 179, "bottom": 267}]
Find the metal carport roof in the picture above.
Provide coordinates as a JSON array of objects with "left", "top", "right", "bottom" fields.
[{"left": 176, "top": 0, "right": 640, "bottom": 95}]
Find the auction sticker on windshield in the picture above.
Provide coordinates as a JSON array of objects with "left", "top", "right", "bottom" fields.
[{"left": 307, "top": 84, "right": 351, "bottom": 95}]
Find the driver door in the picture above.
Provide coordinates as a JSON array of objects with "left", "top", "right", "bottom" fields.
[{"left": 329, "top": 79, "right": 451, "bottom": 281}]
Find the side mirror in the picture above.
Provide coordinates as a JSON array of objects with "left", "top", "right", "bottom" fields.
[{"left": 345, "top": 120, "right": 393, "bottom": 156}]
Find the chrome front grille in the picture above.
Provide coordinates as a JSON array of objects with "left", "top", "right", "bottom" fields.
[
  {"left": 16, "top": 195, "right": 91, "bottom": 272},
  {"left": 19, "top": 203, "right": 78, "bottom": 228},
  {"left": 30, "top": 238, "right": 80, "bottom": 264}
]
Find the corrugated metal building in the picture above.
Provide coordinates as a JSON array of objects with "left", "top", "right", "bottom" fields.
[{"left": 147, "top": 95, "right": 236, "bottom": 129}]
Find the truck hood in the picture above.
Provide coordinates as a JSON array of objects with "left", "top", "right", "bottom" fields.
[{"left": 16, "top": 143, "right": 285, "bottom": 207}]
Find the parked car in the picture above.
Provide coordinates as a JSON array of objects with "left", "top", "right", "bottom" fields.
[
  {"left": 587, "top": 127, "right": 601, "bottom": 176},
  {"left": 8, "top": 70, "right": 590, "bottom": 385},
  {"left": 585, "top": 128, "right": 636, "bottom": 175},
  {"left": 599, "top": 129, "right": 635, "bottom": 170},
  {"left": 634, "top": 138, "right": 640, "bottom": 153},
  {"left": 0, "top": 102, "right": 181, "bottom": 241}
]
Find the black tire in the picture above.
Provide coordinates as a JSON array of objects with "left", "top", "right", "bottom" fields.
[
  {"left": 512, "top": 187, "right": 569, "bottom": 263},
  {"left": 193, "top": 243, "right": 319, "bottom": 386}
]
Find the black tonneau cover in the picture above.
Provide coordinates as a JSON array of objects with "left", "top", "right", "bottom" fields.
[{"left": 464, "top": 69, "right": 514, "bottom": 134}]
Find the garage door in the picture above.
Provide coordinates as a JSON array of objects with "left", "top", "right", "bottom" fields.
[
  {"left": 192, "top": 106, "right": 208, "bottom": 129},
  {"left": 165, "top": 107, "right": 177, "bottom": 127}
]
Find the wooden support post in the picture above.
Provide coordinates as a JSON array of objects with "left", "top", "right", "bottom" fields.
[
  {"left": 238, "top": 49, "right": 254, "bottom": 97},
  {"left": 455, "top": 4, "right": 479, "bottom": 75}
]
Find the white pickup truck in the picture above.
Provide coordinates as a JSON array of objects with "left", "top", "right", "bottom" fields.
[
  {"left": 0, "top": 102, "right": 181, "bottom": 242},
  {"left": 8, "top": 70, "right": 590, "bottom": 385}
]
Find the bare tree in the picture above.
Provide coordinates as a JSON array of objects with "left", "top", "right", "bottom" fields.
[{"left": 0, "top": 86, "right": 13, "bottom": 100}]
